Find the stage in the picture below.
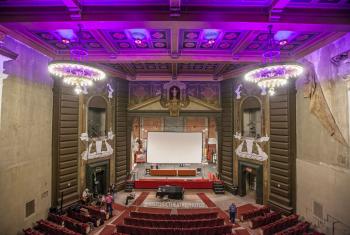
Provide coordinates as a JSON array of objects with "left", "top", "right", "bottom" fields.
[{"left": 130, "top": 163, "right": 220, "bottom": 189}]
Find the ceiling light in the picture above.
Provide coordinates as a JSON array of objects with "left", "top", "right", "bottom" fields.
[
  {"left": 48, "top": 25, "right": 106, "bottom": 94},
  {"left": 244, "top": 25, "right": 303, "bottom": 95}
]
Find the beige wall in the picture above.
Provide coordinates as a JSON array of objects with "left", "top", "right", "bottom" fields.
[
  {"left": 0, "top": 37, "right": 52, "bottom": 235},
  {"left": 296, "top": 33, "right": 350, "bottom": 235}
]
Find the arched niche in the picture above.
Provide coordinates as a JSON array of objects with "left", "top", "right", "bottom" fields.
[
  {"left": 241, "top": 96, "right": 262, "bottom": 138},
  {"left": 87, "top": 95, "right": 108, "bottom": 138}
]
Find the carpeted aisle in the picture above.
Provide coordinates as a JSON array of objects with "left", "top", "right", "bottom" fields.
[
  {"left": 196, "top": 192, "right": 216, "bottom": 207},
  {"left": 131, "top": 192, "right": 150, "bottom": 206}
]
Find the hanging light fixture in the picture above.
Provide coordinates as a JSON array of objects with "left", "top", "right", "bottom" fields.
[
  {"left": 244, "top": 25, "right": 303, "bottom": 95},
  {"left": 48, "top": 25, "right": 106, "bottom": 94}
]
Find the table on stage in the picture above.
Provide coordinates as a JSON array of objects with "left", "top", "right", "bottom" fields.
[
  {"left": 150, "top": 169, "right": 197, "bottom": 176},
  {"left": 156, "top": 185, "right": 184, "bottom": 200},
  {"left": 150, "top": 169, "right": 177, "bottom": 176}
]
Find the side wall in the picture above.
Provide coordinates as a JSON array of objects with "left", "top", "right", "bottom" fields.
[
  {"left": 296, "top": 33, "right": 350, "bottom": 234},
  {"left": 0, "top": 37, "right": 52, "bottom": 234}
]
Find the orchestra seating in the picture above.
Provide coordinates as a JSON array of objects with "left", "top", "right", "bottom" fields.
[
  {"left": 129, "top": 211, "right": 218, "bottom": 220},
  {"left": 48, "top": 213, "right": 91, "bottom": 234},
  {"left": 23, "top": 228, "right": 45, "bottom": 235},
  {"left": 258, "top": 214, "right": 299, "bottom": 235},
  {"left": 116, "top": 211, "right": 233, "bottom": 235},
  {"left": 81, "top": 204, "right": 109, "bottom": 220},
  {"left": 35, "top": 219, "right": 81, "bottom": 235},
  {"left": 68, "top": 210, "right": 102, "bottom": 227},
  {"left": 249, "top": 211, "right": 282, "bottom": 229},
  {"left": 124, "top": 217, "right": 224, "bottom": 228},
  {"left": 23, "top": 203, "right": 106, "bottom": 235},
  {"left": 117, "top": 224, "right": 233, "bottom": 235},
  {"left": 275, "top": 221, "right": 310, "bottom": 235},
  {"left": 240, "top": 205, "right": 270, "bottom": 221}
]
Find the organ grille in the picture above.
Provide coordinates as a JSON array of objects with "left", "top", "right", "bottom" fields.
[
  {"left": 115, "top": 79, "right": 129, "bottom": 190},
  {"left": 268, "top": 85, "right": 296, "bottom": 214},
  {"left": 220, "top": 79, "right": 234, "bottom": 188},
  {"left": 52, "top": 81, "right": 80, "bottom": 207}
]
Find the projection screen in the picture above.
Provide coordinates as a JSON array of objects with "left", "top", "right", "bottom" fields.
[{"left": 147, "top": 132, "right": 202, "bottom": 163}]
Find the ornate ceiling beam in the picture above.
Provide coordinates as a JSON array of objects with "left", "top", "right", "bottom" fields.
[
  {"left": 169, "top": 0, "right": 181, "bottom": 17},
  {"left": 171, "top": 63, "right": 178, "bottom": 79},
  {"left": 62, "top": 0, "right": 81, "bottom": 20},
  {"left": 269, "top": 0, "right": 289, "bottom": 22},
  {"left": 170, "top": 25, "right": 180, "bottom": 59},
  {"left": 0, "top": 6, "right": 349, "bottom": 27},
  {"left": 89, "top": 29, "right": 118, "bottom": 55}
]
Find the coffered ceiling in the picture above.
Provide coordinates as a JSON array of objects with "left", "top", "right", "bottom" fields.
[{"left": 0, "top": 0, "right": 349, "bottom": 80}]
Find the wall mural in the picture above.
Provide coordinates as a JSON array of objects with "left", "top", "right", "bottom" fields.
[
  {"left": 129, "top": 81, "right": 221, "bottom": 108},
  {"left": 301, "top": 59, "right": 349, "bottom": 147}
]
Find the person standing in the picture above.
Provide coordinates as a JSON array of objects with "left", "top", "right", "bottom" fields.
[
  {"left": 229, "top": 203, "right": 237, "bottom": 223},
  {"left": 105, "top": 193, "right": 113, "bottom": 217},
  {"left": 111, "top": 184, "right": 117, "bottom": 203}
]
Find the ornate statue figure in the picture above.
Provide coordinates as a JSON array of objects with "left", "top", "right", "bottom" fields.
[{"left": 160, "top": 81, "right": 189, "bottom": 116}]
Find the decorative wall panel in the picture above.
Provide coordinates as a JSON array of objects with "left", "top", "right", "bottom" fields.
[
  {"left": 219, "top": 79, "right": 234, "bottom": 190},
  {"left": 114, "top": 79, "right": 129, "bottom": 190},
  {"left": 129, "top": 81, "right": 220, "bottom": 108},
  {"left": 52, "top": 80, "right": 80, "bottom": 207},
  {"left": 268, "top": 84, "right": 296, "bottom": 214}
]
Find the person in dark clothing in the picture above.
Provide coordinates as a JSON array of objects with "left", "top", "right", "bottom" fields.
[{"left": 229, "top": 203, "right": 237, "bottom": 223}]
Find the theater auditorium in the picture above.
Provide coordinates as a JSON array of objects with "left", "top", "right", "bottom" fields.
[{"left": 0, "top": 1, "right": 349, "bottom": 235}]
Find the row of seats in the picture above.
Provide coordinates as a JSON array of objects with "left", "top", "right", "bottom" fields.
[
  {"left": 117, "top": 224, "right": 233, "bottom": 235},
  {"left": 275, "top": 221, "right": 310, "bottom": 235},
  {"left": 124, "top": 217, "right": 224, "bottom": 228},
  {"left": 36, "top": 219, "right": 80, "bottom": 235},
  {"left": 249, "top": 211, "right": 282, "bottom": 229},
  {"left": 82, "top": 205, "right": 109, "bottom": 220},
  {"left": 129, "top": 211, "right": 218, "bottom": 220},
  {"left": 259, "top": 214, "right": 299, "bottom": 235},
  {"left": 48, "top": 213, "right": 91, "bottom": 234},
  {"left": 23, "top": 228, "right": 44, "bottom": 235},
  {"left": 68, "top": 210, "right": 101, "bottom": 227},
  {"left": 240, "top": 205, "right": 270, "bottom": 221}
]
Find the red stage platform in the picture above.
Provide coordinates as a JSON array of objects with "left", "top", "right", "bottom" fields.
[{"left": 133, "top": 178, "right": 221, "bottom": 189}]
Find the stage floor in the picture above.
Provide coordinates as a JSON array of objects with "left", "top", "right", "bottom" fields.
[{"left": 131, "top": 163, "right": 218, "bottom": 180}]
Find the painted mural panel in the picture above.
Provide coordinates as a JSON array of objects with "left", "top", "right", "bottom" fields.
[{"left": 129, "top": 81, "right": 221, "bottom": 108}]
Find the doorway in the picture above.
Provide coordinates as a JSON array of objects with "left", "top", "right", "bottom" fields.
[
  {"left": 238, "top": 160, "right": 263, "bottom": 204},
  {"left": 86, "top": 161, "right": 109, "bottom": 195}
]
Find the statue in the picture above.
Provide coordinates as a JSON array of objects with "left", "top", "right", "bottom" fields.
[
  {"left": 106, "top": 83, "right": 114, "bottom": 99},
  {"left": 235, "top": 84, "right": 243, "bottom": 99},
  {"left": 160, "top": 81, "right": 189, "bottom": 117}
]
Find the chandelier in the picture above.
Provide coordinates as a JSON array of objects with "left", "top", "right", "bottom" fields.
[
  {"left": 244, "top": 26, "right": 303, "bottom": 95},
  {"left": 48, "top": 26, "right": 106, "bottom": 94}
]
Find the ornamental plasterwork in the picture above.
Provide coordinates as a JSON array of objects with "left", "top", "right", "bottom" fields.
[
  {"left": 234, "top": 132, "right": 269, "bottom": 161},
  {"left": 80, "top": 129, "right": 114, "bottom": 160},
  {"left": 160, "top": 80, "right": 190, "bottom": 116}
]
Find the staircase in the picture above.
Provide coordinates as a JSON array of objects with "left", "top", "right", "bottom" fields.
[
  {"left": 125, "top": 181, "right": 134, "bottom": 192},
  {"left": 212, "top": 181, "right": 225, "bottom": 194}
]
